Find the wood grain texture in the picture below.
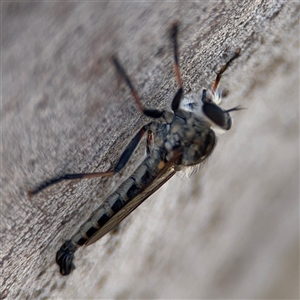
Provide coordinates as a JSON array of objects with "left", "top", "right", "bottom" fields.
[{"left": 1, "top": 1, "right": 299, "bottom": 299}]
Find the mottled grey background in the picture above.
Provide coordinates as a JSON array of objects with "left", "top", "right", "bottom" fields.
[{"left": 1, "top": 1, "right": 299, "bottom": 299}]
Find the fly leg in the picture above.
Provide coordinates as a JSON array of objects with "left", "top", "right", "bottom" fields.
[
  {"left": 200, "top": 48, "right": 243, "bottom": 128},
  {"left": 28, "top": 170, "right": 115, "bottom": 196},
  {"left": 113, "top": 22, "right": 184, "bottom": 115},
  {"left": 28, "top": 126, "right": 149, "bottom": 196},
  {"left": 29, "top": 55, "right": 161, "bottom": 196},
  {"left": 112, "top": 57, "right": 164, "bottom": 118},
  {"left": 211, "top": 48, "right": 241, "bottom": 94},
  {"left": 170, "top": 22, "right": 184, "bottom": 113}
]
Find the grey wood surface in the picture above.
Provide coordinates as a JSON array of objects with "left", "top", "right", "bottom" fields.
[{"left": 1, "top": 1, "right": 299, "bottom": 299}]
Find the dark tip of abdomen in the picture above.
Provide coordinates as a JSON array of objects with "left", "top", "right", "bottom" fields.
[{"left": 56, "top": 240, "right": 77, "bottom": 276}]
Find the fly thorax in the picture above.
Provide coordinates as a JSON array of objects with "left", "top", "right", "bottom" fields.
[
  {"left": 164, "top": 114, "right": 216, "bottom": 166},
  {"left": 164, "top": 117, "right": 186, "bottom": 156},
  {"left": 180, "top": 127, "right": 216, "bottom": 166}
]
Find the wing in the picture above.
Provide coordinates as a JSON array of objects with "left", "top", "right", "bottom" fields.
[{"left": 85, "top": 163, "right": 177, "bottom": 246}]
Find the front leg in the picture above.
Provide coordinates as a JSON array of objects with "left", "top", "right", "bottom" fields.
[{"left": 211, "top": 48, "right": 241, "bottom": 94}]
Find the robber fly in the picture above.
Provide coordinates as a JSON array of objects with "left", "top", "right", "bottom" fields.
[{"left": 28, "top": 22, "right": 241, "bottom": 275}]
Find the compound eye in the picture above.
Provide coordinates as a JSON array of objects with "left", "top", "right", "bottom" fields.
[{"left": 202, "top": 102, "right": 232, "bottom": 130}]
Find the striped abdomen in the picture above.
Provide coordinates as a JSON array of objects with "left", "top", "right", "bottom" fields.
[{"left": 56, "top": 155, "right": 162, "bottom": 275}]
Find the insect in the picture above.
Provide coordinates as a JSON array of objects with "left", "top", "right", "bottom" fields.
[{"left": 29, "top": 22, "right": 241, "bottom": 275}]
